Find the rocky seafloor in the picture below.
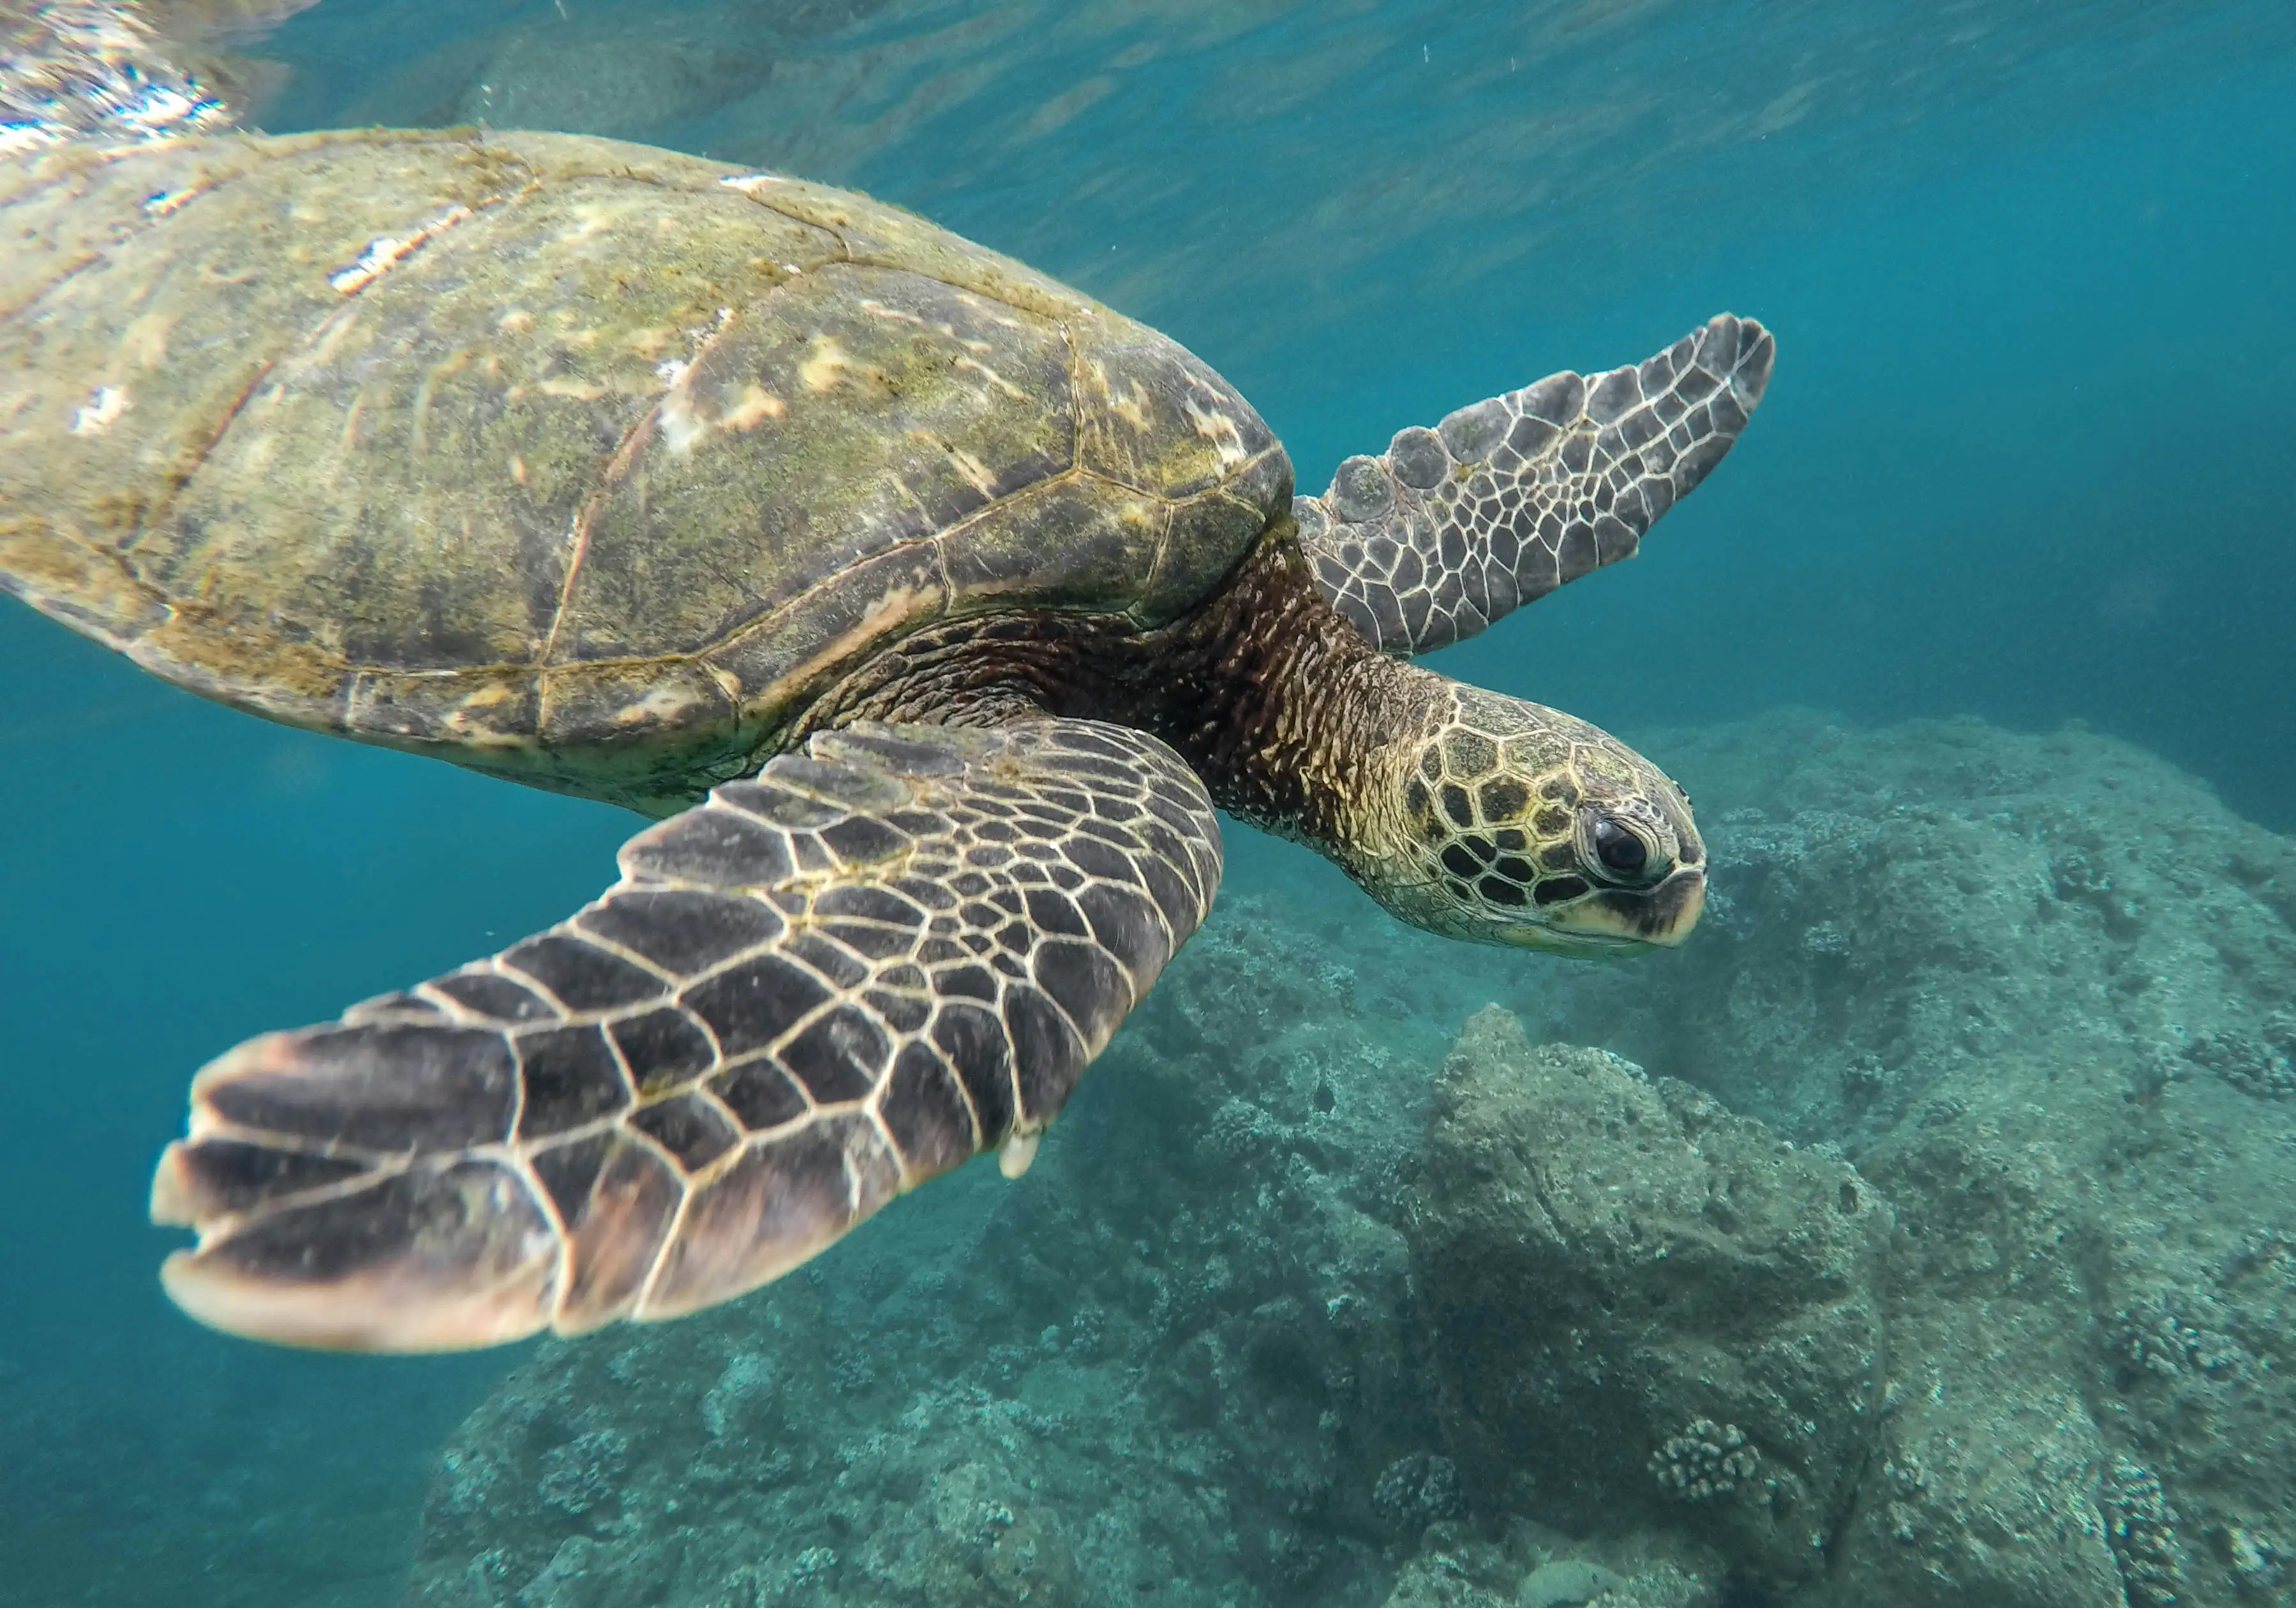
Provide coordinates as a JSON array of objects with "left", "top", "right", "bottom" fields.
[{"left": 403, "top": 711, "right": 2296, "bottom": 1608}]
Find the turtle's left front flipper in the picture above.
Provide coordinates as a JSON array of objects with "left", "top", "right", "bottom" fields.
[
  {"left": 150, "top": 719, "right": 1221, "bottom": 1351},
  {"left": 1299, "top": 314, "right": 1773, "bottom": 655}
]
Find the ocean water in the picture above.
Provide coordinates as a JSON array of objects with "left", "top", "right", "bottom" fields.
[{"left": 1, "top": 3, "right": 2292, "bottom": 1605}]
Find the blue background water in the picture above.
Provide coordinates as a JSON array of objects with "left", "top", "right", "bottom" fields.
[{"left": 2, "top": 2, "right": 2292, "bottom": 1601}]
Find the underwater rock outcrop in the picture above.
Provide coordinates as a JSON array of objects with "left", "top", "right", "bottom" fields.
[
  {"left": 1406, "top": 1009, "right": 2142, "bottom": 1608},
  {"left": 1549, "top": 714, "right": 2296, "bottom": 1608},
  {"left": 1406, "top": 1015, "right": 1890, "bottom": 1589},
  {"left": 404, "top": 713, "right": 2295, "bottom": 1608}
]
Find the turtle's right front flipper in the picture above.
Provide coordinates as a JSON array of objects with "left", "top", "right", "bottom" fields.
[
  {"left": 1299, "top": 314, "right": 1773, "bottom": 655},
  {"left": 151, "top": 719, "right": 1221, "bottom": 1351}
]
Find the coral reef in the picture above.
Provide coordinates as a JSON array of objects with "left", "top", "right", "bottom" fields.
[
  {"left": 404, "top": 715, "right": 2295, "bottom": 1608},
  {"left": 1551, "top": 715, "right": 2296, "bottom": 1608},
  {"left": 2184, "top": 1028, "right": 2296, "bottom": 1100}
]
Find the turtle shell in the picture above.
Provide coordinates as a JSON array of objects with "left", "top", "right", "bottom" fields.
[{"left": 0, "top": 129, "right": 1288, "bottom": 809}]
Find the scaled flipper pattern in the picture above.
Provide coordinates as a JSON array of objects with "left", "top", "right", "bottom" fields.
[
  {"left": 151, "top": 719, "right": 1222, "bottom": 1351},
  {"left": 1298, "top": 315, "right": 1773, "bottom": 655}
]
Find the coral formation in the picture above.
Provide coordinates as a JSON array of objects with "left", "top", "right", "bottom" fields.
[
  {"left": 1649, "top": 1422, "right": 1763, "bottom": 1503},
  {"left": 1373, "top": 1453, "right": 1465, "bottom": 1536},
  {"left": 403, "top": 714, "right": 2295, "bottom": 1608},
  {"left": 2184, "top": 1029, "right": 2296, "bottom": 1099},
  {"left": 2103, "top": 1456, "right": 2186, "bottom": 1608}
]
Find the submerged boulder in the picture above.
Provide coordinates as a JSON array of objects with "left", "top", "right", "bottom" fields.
[{"left": 1406, "top": 1010, "right": 1891, "bottom": 1589}]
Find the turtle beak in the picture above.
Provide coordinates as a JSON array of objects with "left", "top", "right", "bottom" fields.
[
  {"left": 1624, "top": 868, "right": 1706, "bottom": 946},
  {"left": 1515, "top": 868, "right": 1706, "bottom": 955}
]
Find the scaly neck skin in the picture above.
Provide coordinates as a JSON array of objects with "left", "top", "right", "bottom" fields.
[
  {"left": 807, "top": 521, "right": 1445, "bottom": 877},
  {"left": 1124, "top": 525, "right": 1442, "bottom": 858}
]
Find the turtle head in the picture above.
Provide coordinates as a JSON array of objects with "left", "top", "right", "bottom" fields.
[{"left": 1354, "top": 684, "right": 1706, "bottom": 956}]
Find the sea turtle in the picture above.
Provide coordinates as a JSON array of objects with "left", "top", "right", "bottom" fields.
[{"left": 1, "top": 56, "right": 1770, "bottom": 1351}]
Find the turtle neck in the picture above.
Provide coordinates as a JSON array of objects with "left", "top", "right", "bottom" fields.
[{"left": 804, "top": 518, "right": 1447, "bottom": 872}]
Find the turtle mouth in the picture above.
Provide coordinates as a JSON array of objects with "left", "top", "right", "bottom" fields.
[{"left": 1507, "top": 868, "right": 1706, "bottom": 955}]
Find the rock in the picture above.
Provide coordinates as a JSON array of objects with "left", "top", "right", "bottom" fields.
[
  {"left": 1375, "top": 1452, "right": 1466, "bottom": 1537},
  {"left": 1406, "top": 1011, "right": 1892, "bottom": 1589},
  {"left": 1822, "top": 1364, "right": 2126, "bottom": 1608}
]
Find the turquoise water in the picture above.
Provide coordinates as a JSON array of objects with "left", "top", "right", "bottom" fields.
[{"left": 2, "top": 3, "right": 2293, "bottom": 1604}]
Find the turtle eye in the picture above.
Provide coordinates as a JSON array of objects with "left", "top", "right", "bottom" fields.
[{"left": 1590, "top": 815, "right": 1653, "bottom": 880}]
